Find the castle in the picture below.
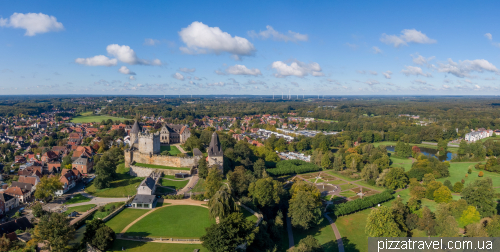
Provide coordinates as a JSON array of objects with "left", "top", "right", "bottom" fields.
[
  {"left": 160, "top": 124, "right": 190, "bottom": 144},
  {"left": 207, "top": 131, "right": 224, "bottom": 171}
]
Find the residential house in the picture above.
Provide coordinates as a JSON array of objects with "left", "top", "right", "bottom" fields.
[
  {"left": 18, "top": 175, "right": 39, "bottom": 188},
  {"left": 72, "top": 156, "right": 93, "bottom": 174},
  {"left": 56, "top": 169, "right": 81, "bottom": 196},
  {"left": 4, "top": 186, "right": 30, "bottom": 203},
  {"left": 0, "top": 193, "right": 18, "bottom": 215}
]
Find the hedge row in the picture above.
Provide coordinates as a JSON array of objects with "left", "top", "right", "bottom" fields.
[
  {"left": 267, "top": 159, "right": 321, "bottom": 176},
  {"left": 331, "top": 190, "right": 394, "bottom": 216}
]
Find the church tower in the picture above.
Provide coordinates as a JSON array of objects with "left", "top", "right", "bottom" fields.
[{"left": 207, "top": 132, "right": 224, "bottom": 172}]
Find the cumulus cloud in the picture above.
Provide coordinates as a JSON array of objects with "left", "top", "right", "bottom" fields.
[
  {"left": 0, "top": 12, "right": 64, "bottom": 36},
  {"left": 118, "top": 66, "right": 136, "bottom": 75},
  {"left": 401, "top": 66, "right": 432, "bottom": 77},
  {"left": 485, "top": 33, "right": 493, "bottom": 40},
  {"left": 144, "top": 38, "right": 160, "bottom": 46},
  {"left": 437, "top": 58, "right": 498, "bottom": 77},
  {"left": 248, "top": 25, "right": 308, "bottom": 42},
  {"left": 75, "top": 55, "right": 117, "bottom": 66},
  {"left": 179, "top": 68, "right": 196, "bottom": 73},
  {"left": 372, "top": 46, "right": 382, "bottom": 54},
  {"left": 129, "top": 76, "right": 136, "bottom": 80},
  {"left": 442, "top": 84, "right": 451, "bottom": 89},
  {"left": 364, "top": 79, "right": 380, "bottom": 86},
  {"left": 412, "top": 54, "right": 435, "bottom": 66},
  {"left": 271, "top": 60, "right": 323, "bottom": 77},
  {"left": 178, "top": 21, "right": 255, "bottom": 60},
  {"left": 225, "top": 65, "right": 261, "bottom": 76},
  {"left": 172, "top": 73, "right": 185, "bottom": 81},
  {"left": 370, "top": 71, "right": 378, "bottom": 75},
  {"left": 380, "top": 29, "right": 436, "bottom": 47},
  {"left": 382, "top": 71, "right": 392, "bottom": 79},
  {"left": 106, "top": 44, "right": 161, "bottom": 65},
  {"left": 413, "top": 79, "right": 431, "bottom": 85}
]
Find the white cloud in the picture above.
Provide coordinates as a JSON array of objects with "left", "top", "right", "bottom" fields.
[
  {"left": 129, "top": 76, "right": 136, "bottom": 80},
  {"left": 442, "top": 84, "right": 451, "bottom": 89},
  {"left": 346, "top": 43, "right": 358, "bottom": 50},
  {"left": 178, "top": 21, "right": 255, "bottom": 59},
  {"left": 372, "top": 46, "right": 382, "bottom": 54},
  {"left": 107, "top": 44, "right": 160, "bottom": 65},
  {"left": 118, "top": 66, "right": 136, "bottom": 75},
  {"left": 401, "top": 66, "right": 432, "bottom": 77},
  {"left": 172, "top": 73, "right": 184, "bottom": 81},
  {"left": 179, "top": 68, "right": 196, "bottom": 73},
  {"left": 474, "top": 85, "right": 481, "bottom": 89},
  {"left": 326, "top": 79, "right": 341, "bottom": 85},
  {"left": 144, "top": 38, "right": 160, "bottom": 46},
  {"left": 412, "top": 54, "right": 435, "bottom": 66},
  {"left": 356, "top": 70, "right": 366, "bottom": 74},
  {"left": 364, "top": 79, "right": 380, "bottom": 86},
  {"left": 248, "top": 25, "right": 308, "bottom": 42},
  {"left": 485, "top": 33, "right": 493, "bottom": 40},
  {"left": 370, "top": 71, "right": 378, "bottom": 75},
  {"left": 0, "top": 12, "right": 63, "bottom": 36},
  {"left": 225, "top": 65, "right": 261, "bottom": 76},
  {"left": 75, "top": 55, "right": 117, "bottom": 66},
  {"left": 413, "top": 79, "right": 430, "bottom": 85},
  {"left": 271, "top": 60, "right": 323, "bottom": 77},
  {"left": 381, "top": 29, "right": 436, "bottom": 47},
  {"left": 437, "top": 58, "right": 498, "bottom": 77},
  {"left": 382, "top": 71, "right": 392, "bottom": 79}
]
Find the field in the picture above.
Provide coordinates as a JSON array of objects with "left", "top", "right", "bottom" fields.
[
  {"left": 125, "top": 205, "right": 215, "bottom": 238},
  {"left": 241, "top": 207, "right": 258, "bottom": 223},
  {"left": 160, "top": 179, "right": 189, "bottom": 190},
  {"left": 64, "top": 204, "right": 96, "bottom": 214},
  {"left": 160, "top": 145, "right": 182, "bottom": 155},
  {"left": 89, "top": 202, "right": 124, "bottom": 220},
  {"left": 105, "top": 208, "right": 150, "bottom": 233},
  {"left": 333, "top": 208, "right": 370, "bottom": 252},
  {"left": 110, "top": 240, "right": 207, "bottom": 252},
  {"left": 191, "top": 178, "right": 205, "bottom": 193},
  {"left": 64, "top": 194, "right": 91, "bottom": 205},
  {"left": 390, "top": 156, "right": 413, "bottom": 171},
  {"left": 85, "top": 163, "right": 143, "bottom": 197},
  {"left": 161, "top": 174, "right": 188, "bottom": 180},
  {"left": 134, "top": 162, "right": 191, "bottom": 171},
  {"left": 292, "top": 217, "right": 338, "bottom": 251},
  {"left": 71, "top": 112, "right": 126, "bottom": 123},
  {"left": 437, "top": 162, "right": 500, "bottom": 189},
  {"left": 373, "top": 141, "right": 459, "bottom": 153}
]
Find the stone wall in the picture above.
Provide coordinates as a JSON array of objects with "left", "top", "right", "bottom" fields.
[
  {"left": 129, "top": 165, "right": 194, "bottom": 176},
  {"left": 131, "top": 151, "right": 198, "bottom": 167}
]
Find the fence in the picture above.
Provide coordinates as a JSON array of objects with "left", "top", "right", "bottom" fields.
[{"left": 117, "top": 234, "right": 201, "bottom": 243}]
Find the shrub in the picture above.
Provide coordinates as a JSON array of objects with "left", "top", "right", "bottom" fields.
[
  {"left": 468, "top": 168, "right": 472, "bottom": 174},
  {"left": 191, "top": 194, "right": 207, "bottom": 201},
  {"left": 465, "top": 174, "right": 468, "bottom": 178},
  {"left": 110, "top": 204, "right": 116, "bottom": 212},
  {"left": 266, "top": 160, "right": 321, "bottom": 176},
  {"left": 331, "top": 190, "right": 394, "bottom": 216},
  {"left": 478, "top": 171, "right": 484, "bottom": 177},
  {"left": 461, "top": 179, "right": 465, "bottom": 184},
  {"left": 162, "top": 194, "right": 184, "bottom": 200},
  {"left": 98, "top": 206, "right": 105, "bottom": 212},
  {"left": 453, "top": 182, "right": 464, "bottom": 193}
]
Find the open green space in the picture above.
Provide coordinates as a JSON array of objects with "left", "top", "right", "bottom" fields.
[
  {"left": 161, "top": 174, "right": 189, "bottom": 180},
  {"left": 71, "top": 113, "right": 126, "bottom": 123},
  {"left": 241, "top": 207, "right": 258, "bottom": 223},
  {"left": 479, "top": 135, "right": 500, "bottom": 142},
  {"left": 160, "top": 145, "right": 182, "bottom": 155},
  {"left": 340, "top": 183, "right": 357, "bottom": 190},
  {"left": 325, "top": 171, "right": 357, "bottom": 182},
  {"left": 134, "top": 162, "right": 191, "bottom": 171},
  {"left": 105, "top": 208, "right": 150, "bottom": 233},
  {"left": 372, "top": 141, "right": 459, "bottom": 153},
  {"left": 160, "top": 179, "right": 189, "bottom": 190},
  {"left": 64, "top": 204, "right": 96, "bottom": 214},
  {"left": 110, "top": 240, "right": 208, "bottom": 252},
  {"left": 354, "top": 181, "right": 384, "bottom": 191},
  {"left": 339, "top": 191, "right": 357, "bottom": 198},
  {"left": 390, "top": 156, "right": 413, "bottom": 171},
  {"left": 64, "top": 194, "right": 91, "bottom": 205},
  {"left": 191, "top": 178, "right": 206, "bottom": 193},
  {"left": 125, "top": 205, "right": 215, "bottom": 238},
  {"left": 85, "top": 163, "right": 143, "bottom": 197},
  {"left": 89, "top": 202, "right": 124, "bottom": 220},
  {"left": 325, "top": 179, "right": 346, "bottom": 185},
  {"left": 333, "top": 208, "right": 370, "bottom": 252},
  {"left": 437, "top": 162, "right": 500, "bottom": 188},
  {"left": 292, "top": 217, "right": 338, "bottom": 252}
]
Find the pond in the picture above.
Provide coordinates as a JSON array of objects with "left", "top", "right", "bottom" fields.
[{"left": 386, "top": 146, "right": 453, "bottom": 162}]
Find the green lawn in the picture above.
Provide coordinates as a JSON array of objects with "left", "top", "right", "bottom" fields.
[
  {"left": 162, "top": 174, "right": 189, "bottom": 180},
  {"left": 85, "top": 163, "right": 143, "bottom": 197},
  {"left": 326, "top": 180, "right": 346, "bottom": 185},
  {"left": 354, "top": 181, "right": 384, "bottom": 191},
  {"left": 134, "top": 162, "right": 191, "bottom": 171},
  {"left": 241, "top": 207, "right": 258, "bottom": 223},
  {"left": 64, "top": 194, "right": 91, "bottom": 205},
  {"left": 71, "top": 114, "right": 126, "bottom": 123},
  {"left": 339, "top": 191, "right": 357, "bottom": 197},
  {"left": 390, "top": 156, "right": 413, "bottom": 171},
  {"left": 160, "top": 145, "right": 182, "bottom": 155},
  {"left": 333, "top": 208, "right": 370, "bottom": 252},
  {"left": 89, "top": 202, "right": 125, "bottom": 220},
  {"left": 160, "top": 179, "right": 189, "bottom": 190},
  {"left": 64, "top": 204, "right": 96, "bottom": 214},
  {"left": 326, "top": 171, "right": 357, "bottom": 182},
  {"left": 105, "top": 208, "right": 150, "bottom": 233},
  {"left": 437, "top": 162, "right": 500, "bottom": 189},
  {"left": 191, "top": 178, "right": 205, "bottom": 193},
  {"left": 110, "top": 240, "right": 207, "bottom": 252},
  {"left": 125, "top": 205, "right": 214, "bottom": 238},
  {"left": 340, "top": 184, "right": 357, "bottom": 190},
  {"left": 292, "top": 217, "right": 338, "bottom": 251}
]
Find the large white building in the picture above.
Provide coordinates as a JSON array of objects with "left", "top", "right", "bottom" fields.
[{"left": 465, "top": 129, "right": 493, "bottom": 142}]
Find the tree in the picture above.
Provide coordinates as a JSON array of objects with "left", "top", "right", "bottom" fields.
[
  {"left": 0, "top": 234, "right": 11, "bottom": 252},
  {"left": 405, "top": 213, "right": 419, "bottom": 230},
  {"left": 410, "top": 185, "right": 426, "bottom": 200},
  {"left": 459, "top": 206, "right": 481, "bottom": 227},
  {"left": 253, "top": 158, "right": 266, "bottom": 178},
  {"left": 198, "top": 157, "right": 209, "bottom": 179},
  {"left": 248, "top": 177, "right": 284, "bottom": 208},
  {"left": 391, "top": 198, "right": 409, "bottom": 235},
  {"left": 289, "top": 190, "right": 322, "bottom": 230},
  {"left": 32, "top": 212, "right": 75, "bottom": 252},
  {"left": 407, "top": 197, "right": 421, "bottom": 213},
  {"left": 320, "top": 154, "right": 332, "bottom": 169},
  {"left": 439, "top": 216, "right": 459, "bottom": 237},
  {"left": 84, "top": 219, "right": 115, "bottom": 251},
  {"left": 32, "top": 202, "right": 45, "bottom": 217},
  {"left": 200, "top": 212, "right": 255, "bottom": 252},
  {"left": 443, "top": 180, "right": 453, "bottom": 191},
  {"left": 384, "top": 167, "right": 408, "bottom": 190},
  {"left": 465, "top": 223, "right": 488, "bottom": 237},
  {"left": 425, "top": 181, "right": 443, "bottom": 200},
  {"left": 453, "top": 182, "right": 464, "bottom": 193},
  {"left": 422, "top": 174, "right": 435, "bottom": 187},
  {"left": 433, "top": 186, "right": 453, "bottom": 203},
  {"left": 34, "top": 176, "right": 63, "bottom": 201},
  {"left": 360, "top": 164, "right": 379, "bottom": 184},
  {"left": 204, "top": 167, "right": 223, "bottom": 199},
  {"left": 461, "top": 178, "right": 496, "bottom": 217},
  {"left": 291, "top": 235, "right": 323, "bottom": 252},
  {"left": 365, "top": 206, "right": 401, "bottom": 237},
  {"left": 227, "top": 166, "right": 254, "bottom": 199},
  {"left": 417, "top": 207, "right": 436, "bottom": 236},
  {"left": 208, "top": 187, "right": 239, "bottom": 220}
]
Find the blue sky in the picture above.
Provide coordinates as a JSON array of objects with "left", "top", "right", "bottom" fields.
[{"left": 1, "top": 0, "right": 500, "bottom": 95}]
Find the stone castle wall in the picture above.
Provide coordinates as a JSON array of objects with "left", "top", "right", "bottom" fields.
[
  {"left": 129, "top": 165, "right": 194, "bottom": 176},
  {"left": 138, "top": 133, "right": 160, "bottom": 154},
  {"left": 130, "top": 151, "right": 197, "bottom": 167}
]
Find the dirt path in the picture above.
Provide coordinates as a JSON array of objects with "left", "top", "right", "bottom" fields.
[
  {"left": 324, "top": 213, "right": 345, "bottom": 252},
  {"left": 177, "top": 174, "right": 199, "bottom": 195},
  {"left": 286, "top": 217, "right": 295, "bottom": 249}
]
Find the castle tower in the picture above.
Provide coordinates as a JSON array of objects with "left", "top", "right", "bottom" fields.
[
  {"left": 130, "top": 120, "right": 141, "bottom": 148},
  {"left": 160, "top": 124, "right": 170, "bottom": 144},
  {"left": 138, "top": 132, "right": 161, "bottom": 155},
  {"left": 207, "top": 132, "right": 224, "bottom": 172}
]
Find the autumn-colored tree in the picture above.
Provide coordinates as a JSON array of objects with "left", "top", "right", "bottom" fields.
[
  {"left": 417, "top": 207, "right": 436, "bottom": 236},
  {"left": 422, "top": 173, "right": 435, "bottom": 187},
  {"left": 433, "top": 186, "right": 453, "bottom": 203},
  {"left": 365, "top": 206, "right": 401, "bottom": 237},
  {"left": 459, "top": 206, "right": 481, "bottom": 227},
  {"left": 478, "top": 171, "right": 484, "bottom": 177},
  {"left": 453, "top": 182, "right": 464, "bottom": 193},
  {"left": 410, "top": 185, "right": 426, "bottom": 200},
  {"left": 425, "top": 181, "right": 443, "bottom": 200}
]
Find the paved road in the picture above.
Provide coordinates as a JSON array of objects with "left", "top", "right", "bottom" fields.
[
  {"left": 178, "top": 174, "right": 199, "bottom": 195},
  {"left": 287, "top": 217, "right": 295, "bottom": 249},
  {"left": 324, "top": 213, "right": 345, "bottom": 252}
]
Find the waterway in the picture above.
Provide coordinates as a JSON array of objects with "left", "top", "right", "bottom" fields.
[{"left": 386, "top": 146, "right": 453, "bottom": 162}]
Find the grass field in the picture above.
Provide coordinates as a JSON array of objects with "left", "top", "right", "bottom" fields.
[
  {"left": 71, "top": 113, "right": 126, "bottom": 123},
  {"left": 160, "top": 145, "right": 182, "bottom": 155},
  {"left": 437, "top": 162, "right": 500, "bottom": 188},
  {"left": 105, "top": 208, "right": 150, "bottom": 233},
  {"left": 390, "top": 156, "right": 413, "bottom": 171},
  {"left": 89, "top": 202, "right": 125, "bottom": 220},
  {"left": 340, "top": 183, "right": 357, "bottom": 190},
  {"left": 325, "top": 171, "right": 356, "bottom": 181},
  {"left": 125, "top": 205, "right": 215, "bottom": 238},
  {"left": 292, "top": 217, "right": 338, "bottom": 251},
  {"left": 64, "top": 204, "right": 96, "bottom": 214},
  {"left": 110, "top": 240, "right": 207, "bottom": 252},
  {"left": 191, "top": 178, "right": 205, "bottom": 193},
  {"left": 161, "top": 174, "right": 188, "bottom": 180},
  {"left": 333, "top": 208, "right": 370, "bottom": 252},
  {"left": 354, "top": 181, "right": 384, "bottom": 191},
  {"left": 241, "top": 207, "right": 258, "bottom": 223},
  {"left": 339, "top": 191, "right": 357, "bottom": 197},
  {"left": 134, "top": 162, "right": 191, "bottom": 171},
  {"left": 64, "top": 194, "right": 91, "bottom": 205},
  {"left": 85, "top": 163, "right": 143, "bottom": 197},
  {"left": 160, "top": 179, "right": 189, "bottom": 190},
  {"left": 373, "top": 141, "right": 459, "bottom": 153}
]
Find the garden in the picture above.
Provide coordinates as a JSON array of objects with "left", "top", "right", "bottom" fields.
[{"left": 160, "top": 145, "right": 182, "bottom": 155}]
